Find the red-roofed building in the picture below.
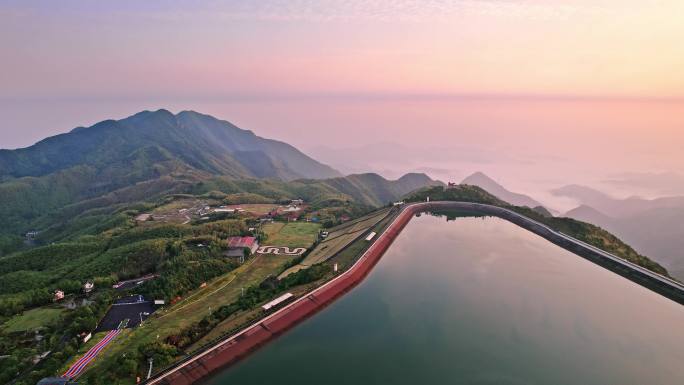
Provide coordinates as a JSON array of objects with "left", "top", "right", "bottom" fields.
[{"left": 226, "top": 236, "right": 259, "bottom": 255}]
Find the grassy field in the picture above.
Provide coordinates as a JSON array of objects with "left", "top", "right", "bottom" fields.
[
  {"left": 2, "top": 307, "right": 65, "bottom": 332},
  {"left": 150, "top": 199, "right": 208, "bottom": 214},
  {"left": 233, "top": 204, "right": 279, "bottom": 216},
  {"left": 142, "top": 199, "right": 213, "bottom": 225},
  {"left": 278, "top": 208, "right": 393, "bottom": 278},
  {"left": 187, "top": 307, "right": 262, "bottom": 352},
  {"left": 302, "top": 209, "right": 390, "bottom": 264},
  {"left": 329, "top": 210, "right": 397, "bottom": 271},
  {"left": 187, "top": 279, "right": 320, "bottom": 351},
  {"left": 262, "top": 222, "right": 321, "bottom": 248},
  {"left": 83, "top": 253, "right": 296, "bottom": 380}
]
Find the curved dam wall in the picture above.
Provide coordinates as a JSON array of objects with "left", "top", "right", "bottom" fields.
[
  {"left": 145, "top": 202, "right": 684, "bottom": 385},
  {"left": 423, "top": 202, "right": 684, "bottom": 305}
]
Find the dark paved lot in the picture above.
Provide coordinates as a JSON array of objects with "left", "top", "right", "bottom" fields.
[{"left": 95, "top": 295, "right": 156, "bottom": 332}]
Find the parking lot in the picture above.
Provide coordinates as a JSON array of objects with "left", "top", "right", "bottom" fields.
[{"left": 95, "top": 295, "right": 156, "bottom": 332}]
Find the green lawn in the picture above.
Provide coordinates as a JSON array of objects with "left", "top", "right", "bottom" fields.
[
  {"left": 2, "top": 307, "right": 65, "bottom": 332},
  {"left": 237, "top": 204, "right": 279, "bottom": 215},
  {"left": 278, "top": 209, "right": 392, "bottom": 278},
  {"left": 329, "top": 211, "right": 397, "bottom": 271},
  {"left": 300, "top": 209, "right": 389, "bottom": 265},
  {"left": 262, "top": 222, "right": 320, "bottom": 248}
]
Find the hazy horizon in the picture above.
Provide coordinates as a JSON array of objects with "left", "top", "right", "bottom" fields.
[
  {"left": 4, "top": 98, "right": 682, "bottom": 211},
  {"left": 2, "top": 0, "right": 683, "bottom": 210}
]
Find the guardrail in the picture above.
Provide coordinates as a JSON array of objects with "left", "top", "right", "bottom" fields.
[{"left": 419, "top": 201, "right": 684, "bottom": 303}]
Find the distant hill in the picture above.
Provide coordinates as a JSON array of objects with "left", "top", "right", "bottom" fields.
[
  {"left": 553, "top": 184, "right": 684, "bottom": 217},
  {"left": 0, "top": 110, "right": 340, "bottom": 234},
  {"left": 405, "top": 184, "right": 507, "bottom": 206},
  {"left": 461, "top": 172, "right": 544, "bottom": 208},
  {"left": 564, "top": 204, "right": 614, "bottom": 224},
  {"left": 556, "top": 185, "right": 684, "bottom": 280},
  {"left": 552, "top": 185, "right": 629, "bottom": 215},
  {"left": 317, "top": 172, "right": 443, "bottom": 207},
  {"left": 191, "top": 172, "right": 442, "bottom": 209}
]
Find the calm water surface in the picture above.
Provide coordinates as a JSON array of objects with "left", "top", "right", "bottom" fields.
[{"left": 206, "top": 214, "right": 684, "bottom": 385}]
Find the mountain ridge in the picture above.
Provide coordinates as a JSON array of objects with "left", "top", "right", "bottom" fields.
[
  {"left": 0, "top": 109, "right": 341, "bottom": 181},
  {"left": 0, "top": 110, "right": 348, "bottom": 235},
  {"left": 554, "top": 184, "right": 684, "bottom": 217},
  {"left": 461, "top": 171, "right": 544, "bottom": 208}
]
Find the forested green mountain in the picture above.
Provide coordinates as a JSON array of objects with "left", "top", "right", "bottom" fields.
[
  {"left": 36, "top": 172, "right": 437, "bottom": 242},
  {"left": 0, "top": 170, "right": 441, "bottom": 317},
  {"left": 0, "top": 107, "right": 441, "bottom": 254},
  {"left": 316, "top": 172, "right": 443, "bottom": 206},
  {"left": 0, "top": 109, "right": 340, "bottom": 181},
  {"left": 187, "top": 172, "right": 441, "bottom": 211},
  {"left": 0, "top": 110, "right": 342, "bottom": 237}
]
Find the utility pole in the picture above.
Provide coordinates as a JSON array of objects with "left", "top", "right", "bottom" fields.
[{"left": 147, "top": 357, "right": 154, "bottom": 379}]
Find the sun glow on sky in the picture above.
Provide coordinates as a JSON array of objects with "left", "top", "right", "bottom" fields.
[
  {"left": 0, "top": 0, "right": 682, "bottom": 199},
  {"left": 1, "top": 0, "right": 683, "bottom": 100}
]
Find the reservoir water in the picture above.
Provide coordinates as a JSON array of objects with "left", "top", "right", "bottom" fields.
[{"left": 206, "top": 214, "right": 684, "bottom": 385}]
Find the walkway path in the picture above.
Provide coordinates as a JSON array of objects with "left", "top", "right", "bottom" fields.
[{"left": 63, "top": 329, "right": 121, "bottom": 379}]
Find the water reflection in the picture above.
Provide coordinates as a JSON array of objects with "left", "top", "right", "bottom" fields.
[{"left": 206, "top": 214, "right": 684, "bottom": 385}]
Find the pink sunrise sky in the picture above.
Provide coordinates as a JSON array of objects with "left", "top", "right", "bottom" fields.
[{"left": 1, "top": 0, "right": 683, "bottom": 207}]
